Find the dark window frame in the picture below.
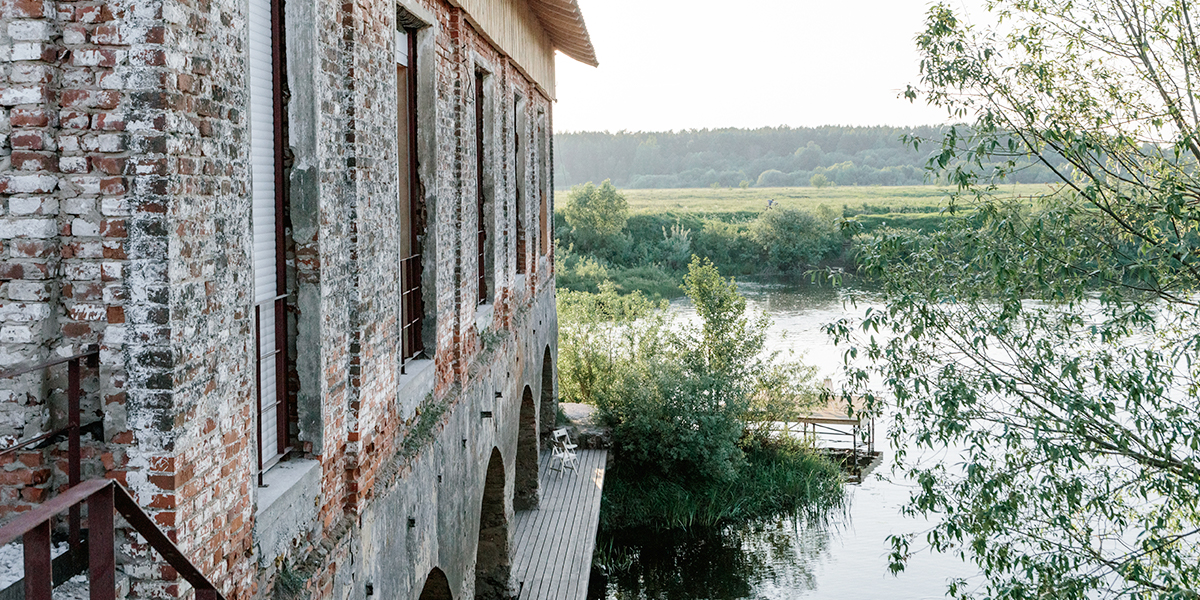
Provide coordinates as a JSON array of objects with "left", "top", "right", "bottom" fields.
[
  {"left": 476, "top": 69, "right": 490, "bottom": 304},
  {"left": 399, "top": 26, "right": 425, "bottom": 364},
  {"left": 514, "top": 93, "right": 527, "bottom": 275}
]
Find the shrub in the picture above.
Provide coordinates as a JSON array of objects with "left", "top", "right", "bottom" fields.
[
  {"left": 599, "top": 436, "right": 843, "bottom": 531},
  {"left": 594, "top": 258, "right": 820, "bottom": 484},
  {"left": 561, "top": 180, "right": 629, "bottom": 253},
  {"left": 556, "top": 283, "right": 666, "bottom": 407},
  {"left": 691, "top": 220, "right": 756, "bottom": 274},
  {"left": 750, "top": 208, "right": 839, "bottom": 272},
  {"left": 657, "top": 222, "right": 692, "bottom": 271}
]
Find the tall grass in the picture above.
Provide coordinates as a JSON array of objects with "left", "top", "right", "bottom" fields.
[{"left": 599, "top": 436, "right": 845, "bottom": 532}]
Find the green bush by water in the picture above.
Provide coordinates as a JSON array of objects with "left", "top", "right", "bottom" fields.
[
  {"left": 557, "top": 260, "right": 842, "bottom": 533},
  {"left": 599, "top": 436, "right": 845, "bottom": 531}
]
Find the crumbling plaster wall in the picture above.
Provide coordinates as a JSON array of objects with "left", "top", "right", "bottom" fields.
[{"left": 263, "top": 0, "right": 561, "bottom": 597}]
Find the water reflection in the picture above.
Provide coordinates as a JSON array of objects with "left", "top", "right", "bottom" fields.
[{"left": 592, "top": 515, "right": 834, "bottom": 600}]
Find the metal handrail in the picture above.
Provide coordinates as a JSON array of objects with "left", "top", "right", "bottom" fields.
[
  {"left": 0, "top": 344, "right": 100, "bottom": 556},
  {"left": 0, "top": 478, "right": 224, "bottom": 600},
  {"left": 0, "top": 346, "right": 99, "bottom": 379}
]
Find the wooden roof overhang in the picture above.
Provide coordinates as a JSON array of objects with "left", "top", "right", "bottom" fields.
[{"left": 527, "top": 0, "right": 597, "bottom": 67}]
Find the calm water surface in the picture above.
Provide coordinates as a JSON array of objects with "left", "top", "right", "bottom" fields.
[{"left": 589, "top": 282, "right": 979, "bottom": 600}]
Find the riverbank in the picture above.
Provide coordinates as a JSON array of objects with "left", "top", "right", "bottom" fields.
[{"left": 555, "top": 183, "right": 1061, "bottom": 299}]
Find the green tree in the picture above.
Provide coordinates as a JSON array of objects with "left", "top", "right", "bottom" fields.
[
  {"left": 809, "top": 173, "right": 829, "bottom": 188},
  {"left": 561, "top": 180, "right": 629, "bottom": 252},
  {"left": 834, "top": 1, "right": 1200, "bottom": 597},
  {"left": 589, "top": 258, "right": 817, "bottom": 484},
  {"left": 556, "top": 282, "right": 665, "bottom": 406},
  {"left": 751, "top": 208, "right": 838, "bottom": 272}
]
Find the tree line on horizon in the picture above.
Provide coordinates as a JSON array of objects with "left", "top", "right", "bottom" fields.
[{"left": 552, "top": 125, "right": 1065, "bottom": 189}]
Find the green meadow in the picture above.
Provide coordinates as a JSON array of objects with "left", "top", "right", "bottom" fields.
[
  {"left": 611, "top": 183, "right": 1057, "bottom": 214},
  {"left": 552, "top": 183, "right": 1064, "bottom": 298}
]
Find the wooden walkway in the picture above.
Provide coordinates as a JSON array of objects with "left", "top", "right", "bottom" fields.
[{"left": 511, "top": 449, "right": 607, "bottom": 600}]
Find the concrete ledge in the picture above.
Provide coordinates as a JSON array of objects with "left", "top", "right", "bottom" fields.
[
  {"left": 475, "top": 303, "right": 494, "bottom": 333},
  {"left": 254, "top": 458, "right": 321, "bottom": 565},
  {"left": 397, "top": 357, "right": 436, "bottom": 423}
]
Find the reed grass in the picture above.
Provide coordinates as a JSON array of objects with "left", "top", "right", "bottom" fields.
[{"left": 599, "top": 436, "right": 845, "bottom": 532}]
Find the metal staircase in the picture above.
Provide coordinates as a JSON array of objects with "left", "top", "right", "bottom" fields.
[{"left": 0, "top": 347, "right": 225, "bottom": 600}]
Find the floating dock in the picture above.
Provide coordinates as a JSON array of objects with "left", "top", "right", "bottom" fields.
[{"left": 511, "top": 449, "right": 607, "bottom": 600}]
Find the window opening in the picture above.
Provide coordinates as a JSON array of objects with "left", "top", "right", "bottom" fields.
[
  {"left": 250, "top": 0, "right": 289, "bottom": 481},
  {"left": 538, "top": 114, "right": 549, "bottom": 257},
  {"left": 476, "top": 69, "right": 490, "bottom": 304},
  {"left": 398, "top": 27, "right": 425, "bottom": 364},
  {"left": 514, "top": 94, "right": 527, "bottom": 275}
]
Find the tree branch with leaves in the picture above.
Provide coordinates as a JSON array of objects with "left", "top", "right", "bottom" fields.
[{"left": 837, "top": 0, "right": 1200, "bottom": 597}]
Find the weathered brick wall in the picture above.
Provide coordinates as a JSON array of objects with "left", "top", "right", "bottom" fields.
[
  {"left": 1, "top": 0, "right": 261, "bottom": 593},
  {"left": 150, "top": 0, "right": 260, "bottom": 593},
  {"left": 0, "top": 0, "right": 139, "bottom": 520},
  {"left": 2, "top": 0, "right": 564, "bottom": 595}
]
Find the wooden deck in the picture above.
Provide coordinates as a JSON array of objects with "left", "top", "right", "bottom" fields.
[{"left": 511, "top": 449, "right": 607, "bottom": 600}]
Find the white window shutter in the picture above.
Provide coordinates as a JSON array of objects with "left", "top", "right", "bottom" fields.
[{"left": 248, "top": 0, "right": 281, "bottom": 464}]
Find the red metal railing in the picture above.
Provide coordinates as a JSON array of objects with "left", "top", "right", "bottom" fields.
[
  {"left": 0, "top": 345, "right": 100, "bottom": 556},
  {"left": 0, "top": 478, "right": 225, "bottom": 600},
  {"left": 0, "top": 347, "right": 223, "bottom": 598}
]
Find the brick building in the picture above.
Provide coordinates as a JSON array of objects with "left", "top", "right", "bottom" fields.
[{"left": 0, "top": 0, "right": 596, "bottom": 595}]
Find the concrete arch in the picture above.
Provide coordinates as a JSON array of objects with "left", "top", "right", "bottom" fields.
[
  {"left": 418, "top": 568, "right": 453, "bottom": 600},
  {"left": 474, "top": 448, "right": 510, "bottom": 599},
  {"left": 538, "top": 346, "right": 555, "bottom": 439},
  {"left": 513, "top": 385, "right": 539, "bottom": 510}
]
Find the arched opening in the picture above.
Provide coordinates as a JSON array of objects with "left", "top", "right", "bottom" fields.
[
  {"left": 475, "top": 448, "right": 511, "bottom": 599},
  {"left": 538, "top": 347, "right": 555, "bottom": 439},
  {"left": 514, "top": 386, "right": 539, "bottom": 510},
  {"left": 419, "top": 568, "right": 453, "bottom": 600}
]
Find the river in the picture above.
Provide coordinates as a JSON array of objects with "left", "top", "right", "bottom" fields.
[{"left": 587, "top": 282, "right": 980, "bottom": 600}]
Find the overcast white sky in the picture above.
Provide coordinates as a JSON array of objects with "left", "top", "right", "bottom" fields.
[{"left": 553, "top": 0, "right": 964, "bottom": 133}]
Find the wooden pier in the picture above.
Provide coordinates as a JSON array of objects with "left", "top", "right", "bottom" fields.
[{"left": 511, "top": 449, "right": 607, "bottom": 600}]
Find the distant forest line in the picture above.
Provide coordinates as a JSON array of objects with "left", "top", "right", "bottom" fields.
[{"left": 552, "top": 126, "right": 1064, "bottom": 189}]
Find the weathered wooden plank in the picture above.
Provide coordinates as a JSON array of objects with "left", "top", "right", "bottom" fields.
[
  {"left": 557, "top": 450, "right": 602, "bottom": 600},
  {"left": 556, "top": 451, "right": 592, "bottom": 600},
  {"left": 518, "top": 455, "right": 564, "bottom": 599},
  {"left": 568, "top": 452, "right": 606, "bottom": 600},
  {"left": 540, "top": 457, "right": 580, "bottom": 599},
  {"left": 525, "top": 453, "right": 568, "bottom": 599},
  {"left": 510, "top": 449, "right": 606, "bottom": 600},
  {"left": 536, "top": 460, "right": 579, "bottom": 600},
  {"left": 513, "top": 454, "right": 554, "bottom": 596}
]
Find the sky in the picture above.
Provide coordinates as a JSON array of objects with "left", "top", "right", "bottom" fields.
[{"left": 552, "top": 0, "right": 962, "bottom": 133}]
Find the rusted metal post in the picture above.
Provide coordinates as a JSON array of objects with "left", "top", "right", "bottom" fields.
[
  {"left": 88, "top": 483, "right": 115, "bottom": 600},
  {"left": 68, "top": 356, "right": 82, "bottom": 552},
  {"left": 255, "top": 304, "right": 264, "bottom": 488},
  {"left": 24, "top": 520, "right": 52, "bottom": 600}
]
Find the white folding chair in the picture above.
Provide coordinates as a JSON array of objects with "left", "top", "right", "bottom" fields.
[{"left": 550, "top": 428, "right": 578, "bottom": 477}]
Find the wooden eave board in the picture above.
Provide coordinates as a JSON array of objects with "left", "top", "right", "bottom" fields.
[{"left": 526, "top": 0, "right": 597, "bottom": 66}]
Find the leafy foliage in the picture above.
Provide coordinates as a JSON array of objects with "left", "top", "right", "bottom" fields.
[
  {"left": 560, "top": 180, "right": 629, "bottom": 254},
  {"left": 563, "top": 258, "right": 822, "bottom": 485},
  {"left": 556, "top": 281, "right": 667, "bottom": 408},
  {"left": 558, "top": 259, "right": 837, "bottom": 531},
  {"left": 751, "top": 208, "right": 841, "bottom": 272},
  {"left": 600, "top": 436, "right": 843, "bottom": 531},
  {"left": 831, "top": 1, "right": 1200, "bottom": 597}
]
